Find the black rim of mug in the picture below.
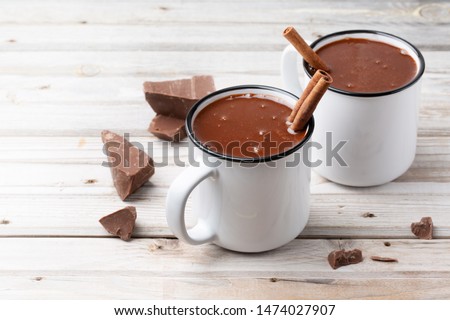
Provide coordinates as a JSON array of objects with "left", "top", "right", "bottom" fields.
[
  {"left": 186, "top": 85, "right": 315, "bottom": 163},
  {"left": 303, "top": 29, "right": 426, "bottom": 97}
]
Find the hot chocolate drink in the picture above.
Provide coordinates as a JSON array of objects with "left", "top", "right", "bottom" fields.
[
  {"left": 192, "top": 94, "right": 306, "bottom": 158},
  {"left": 313, "top": 38, "right": 417, "bottom": 93}
]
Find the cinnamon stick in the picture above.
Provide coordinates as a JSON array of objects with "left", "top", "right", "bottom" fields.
[
  {"left": 288, "top": 70, "right": 331, "bottom": 123},
  {"left": 290, "top": 75, "right": 332, "bottom": 132},
  {"left": 283, "top": 26, "right": 330, "bottom": 71}
]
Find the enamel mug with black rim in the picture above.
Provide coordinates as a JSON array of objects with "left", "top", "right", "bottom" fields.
[
  {"left": 166, "top": 85, "right": 313, "bottom": 252},
  {"left": 281, "top": 30, "right": 425, "bottom": 187}
]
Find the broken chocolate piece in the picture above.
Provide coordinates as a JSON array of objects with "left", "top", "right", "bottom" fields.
[
  {"left": 102, "top": 130, "right": 155, "bottom": 200},
  {"left": 370, "top": 256, "right": 398, "bottom": 263},
  {"left": 328, "top": 249, "right": 363, "bottom": 269},
  {"left": 411, "top": 216, "right": 433, "bottom": 240},
  {"left": 99, "top": 206, "right": 137, "bottom": 241},
  {"left": 144, "top": 75, "right": 215, "bottom": 119},
  {"left": 149, "top": 114, "right": 187, "bottom": 142},
  {"left": 143, "top": 75, "right": 215, "bottom": 141}
]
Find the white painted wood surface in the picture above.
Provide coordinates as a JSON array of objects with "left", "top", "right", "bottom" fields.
[{"left": 0, "top": 0, "right": 449, "bottom": 299}]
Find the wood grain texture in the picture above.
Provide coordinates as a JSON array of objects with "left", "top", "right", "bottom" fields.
[
  {"left": 1, "top": 238, "right": 450, "bottom": 299},
  {"left": 0, "top": 0, "right": 449, "bottom": 299},
  {"left": 0, "top": 50, "right": 448, "bottom": 137},
  {"left": 1, "top": 191, "right": 450, "bottom": 239},
  {"left": 0, "top": 24, "right": 449, "bottom": 52},
  {"left": 0, "top": 133, "right": 448, "bottom": 238}
]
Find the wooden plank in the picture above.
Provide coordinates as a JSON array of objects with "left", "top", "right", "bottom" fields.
[
  {"left": 1, "top": 187, "right": 449, "bottom": 238},
  {"left": 0, "top": 24, "right": 448, "bottom": 52},
  {"left": 0, "top": 52, "right": 285, "bottom": 77},
  {"left": 0, "top": 73, "right": 448, "bottom": 106},
  {"left": 0, "top": 1, "right": 448, "bottom": 46},
  {"left": 0, "top": 51, "right": 447, "bottom": 78},
  {"left": 3, "top": 275, "right": 450, "bottom": 299},
  {"left": 1, "top": 238, "right": 450, "bottom": 299}
]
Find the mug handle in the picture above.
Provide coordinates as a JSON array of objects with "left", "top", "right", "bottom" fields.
[
  {"left": 166, "top": 165, "right": 216, "bottom": 245},
  {"left": 281, "top": 44, "right": 304, "bottom": 95}
]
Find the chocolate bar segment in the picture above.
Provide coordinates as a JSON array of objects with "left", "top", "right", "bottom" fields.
[
  {"left": 149, "top": 114, "right": 187, "bottom": 142},
  {"left": 328, "top": 249, "right": 363, "bottom": 269},
  {"left": 144, "top": 75, "right": 215, "bottom": 141},
  {"left": 102, "top": 130, "right": 155, "bottom": 200},
  {"left": 99, "top": 206, "right": 137, "bottom": 241},
  {"left": 411, "top": 216, "right": 433, "bottom": 240},
  {"left": 144, "top": 75, "right": 216, "bottom": 119}
]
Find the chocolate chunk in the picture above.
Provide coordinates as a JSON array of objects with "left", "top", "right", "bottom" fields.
[
  {"left": 102, "top": 130, "right": 155, "bottom": 200},
  {"left": 99, "top": 206, "right": 137, "bottom": 241},
  {"left": 370, "top": 256, "right": 398, "bottom": 263},
  {"left": 144, "top": 75, "right": 215, "bottom": 119},
  {"left": 328, "top": 249, "right": 363, "bottom": 269},
  {"left": 143, "top": 75, "right": 215, "bottom": 141},
  {"left": 411, "top": 216, "right": 433, "bottom": 240},
  {"left": 148, "top": 114, "right": 187, "bottom": 142}
]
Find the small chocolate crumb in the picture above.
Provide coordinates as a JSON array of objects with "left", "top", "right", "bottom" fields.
[
  {"left": 159, "top": 6, "right": 169, "bottom": 10},
  {"left": 80, "top": 20, "right": 87, "bottom": 24},
  {"left": 7, "top": 39, "right": 16, "bottom": 43},
  {"left": 384, "top": 241, "right": 391, "bottom": 247},
  {"left": 84, "top": 179, "right": 97, "bottom": 184},
  {"left": 1, "top": 219, "right": 10, "bottom": 225},
  {"left": 270, "top": 277, "right": 278, "bottom": 282},
  {"left": 370, "top": 256, "right": 398, "bottom": 263},
  {"left": 328, "top": 249, "right": 363, "bottom": 269},
  {"left": 34, "top": 276, "right": 43, "bottom": 281},
  {"left": 362, "top": 212, "right": 376, "bottom": 218},
  {"left": 38, "top": 84, "right": 51, "bottom": 90},
  {"left": 411, "top": 216, "right": 433, "bottom": 240}
]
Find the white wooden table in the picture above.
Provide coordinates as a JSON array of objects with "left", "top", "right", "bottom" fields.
[{"left": 1, "top": 0, "right": 449, "bottom": 299}]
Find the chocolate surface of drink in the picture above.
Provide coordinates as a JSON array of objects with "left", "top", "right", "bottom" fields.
[
  {"left": 193, "top": 94, "right": 306, "bottom": 158},
  {"left": 314, "top": 38, "right": 417, "bottom": 93}
]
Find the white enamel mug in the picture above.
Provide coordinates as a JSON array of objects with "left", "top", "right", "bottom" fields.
[
  {"left": 281, "top": 30, "right": 425, "bottom": 187},
  {"left": 166, "top": 85, "right": 314, "bottom": 252}
]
